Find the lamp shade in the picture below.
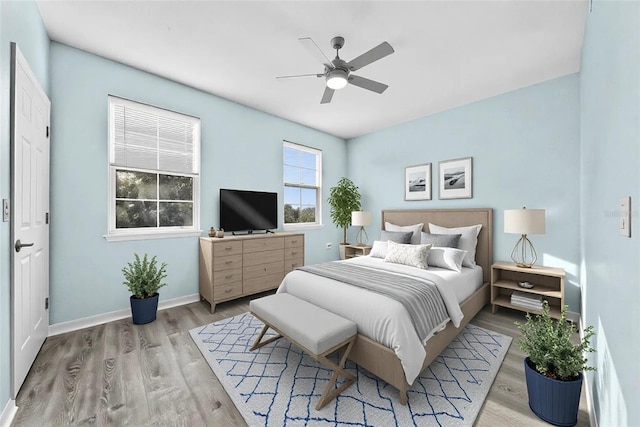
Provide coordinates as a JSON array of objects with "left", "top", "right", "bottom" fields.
[
  {"left": 351, "top": 211, "right": 372, "bottom": 227},
  {"left": 504, "top": 208, "right": 545, "bottom": 235}
]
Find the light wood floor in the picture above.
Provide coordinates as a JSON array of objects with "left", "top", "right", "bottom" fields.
[{"left": 12, "top": 293, "right": 591, "bottom": 426}]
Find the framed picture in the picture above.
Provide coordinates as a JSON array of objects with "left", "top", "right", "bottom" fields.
[
  {"left": 405, "top": 163, "right": 431, "bottom": 201},
  {"left": 439, "top": 157, "right": 473, "bottom": 199}
]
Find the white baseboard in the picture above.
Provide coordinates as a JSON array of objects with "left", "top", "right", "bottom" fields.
[
  {"left": 580, "top": 316, "right": 598, "bottom": 427},
  {"left": 48, "top": 293, "right": 200, "bottom": 336},
  {"left": 0, "top": 399, "right": 17, "bottom": 427}
]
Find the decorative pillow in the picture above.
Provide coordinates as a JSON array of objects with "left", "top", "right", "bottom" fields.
[
  {"left": 427, "top": 247, "right": 468, "bottom": 273},
  {"left": 420, "top": 232, "right": 462, "bottom": 248},
  {"left": 384, "top": 241, "right": 432, "bottom": 269},
  {"left": 384, "top": 222, "right": 424, "bottom": 245},
  {"left": 428, "top": 223, "right": 482, "bottom": 267},
  {"left": 369, "top": 240, "right": 388, "bottom": 258},
  {"left": 380, "top": 230, "right": 413, "bottom": 244}
]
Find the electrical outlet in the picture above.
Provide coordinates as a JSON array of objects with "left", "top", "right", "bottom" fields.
[
  {"left": 620, "top": 196, "right": 631, "bottom": 237},
  {"left": 325, "top": 243, "right": 332, "bottom": 250},
  {"left": 2, "top": 199, "right": 9, "bottom": 222}
]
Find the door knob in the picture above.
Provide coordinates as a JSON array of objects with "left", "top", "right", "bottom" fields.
[{"left": 15, "top": 239, "right": 34, "bottom": 252}]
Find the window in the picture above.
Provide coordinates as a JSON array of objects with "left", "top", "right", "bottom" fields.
[
  {"left": 283, "top": 141, "right": 322, "bottom": 227},
  {"left": 106, "top": 95, "right": 201, "bottom": 240}
]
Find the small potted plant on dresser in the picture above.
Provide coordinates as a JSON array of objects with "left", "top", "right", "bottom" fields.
[
  {"left": 516, "top": 302, "right": 595, "bottom": 426},
  {"left": 122, "top": 253, "right": 168, "bottom": 325},
  {"left": 327, "top": 177, "right": 361, "bottom": 260}
]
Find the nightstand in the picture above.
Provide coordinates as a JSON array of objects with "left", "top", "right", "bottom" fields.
[
  {"left": 491, "top": 261, "right": 565, "bottom": 319},
  {"left": 344, "top": 244, "right": 372, "bottom": 259}
]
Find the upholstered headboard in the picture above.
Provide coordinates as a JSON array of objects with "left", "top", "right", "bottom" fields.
[{"left": 381, "top": 208, "right": 493, "bottom": 283}]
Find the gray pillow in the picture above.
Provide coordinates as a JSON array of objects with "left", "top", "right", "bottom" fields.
[
  {"left": 420, "top": 232, "right": 462, "bottom": 248},
  {"left": 380, "top": 230, "right": 413, "bottom": 244}
]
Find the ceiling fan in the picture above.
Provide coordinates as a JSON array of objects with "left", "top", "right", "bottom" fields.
[{"left": 277, "top": 36, "right": 395, "bottom": 104}]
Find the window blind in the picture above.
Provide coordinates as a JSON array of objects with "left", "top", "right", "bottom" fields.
[{"left": 109, "top": 96, "right": 200, "bottom": 174}]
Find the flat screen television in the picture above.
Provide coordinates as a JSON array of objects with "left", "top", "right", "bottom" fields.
[{"left": 219, "top": 189, "right": 278, "bottom": 233}]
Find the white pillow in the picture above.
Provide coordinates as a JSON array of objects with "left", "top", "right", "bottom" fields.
[
  {"left": 428, "top": 223, "right": 482, "bottom": 267},
  {"left": 384, "top": 222, "right": 424, "bottom": 245},
  {"left": 384, "top": 241, "right": 431, "bottom": 269},
  {"left": 427, "top": 247, "right": 468, "bottom": 273},
  {"left": 369, "top": 240, "right": 388, "bottom": 258}
]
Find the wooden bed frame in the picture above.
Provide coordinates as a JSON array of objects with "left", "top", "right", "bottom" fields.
[{"left": 346, "top": 208, "right": 493, "bottom": 404}]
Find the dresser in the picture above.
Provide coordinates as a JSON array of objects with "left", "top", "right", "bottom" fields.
[{"left": 199, "top": 232, "right": 304, "bottom": 313}]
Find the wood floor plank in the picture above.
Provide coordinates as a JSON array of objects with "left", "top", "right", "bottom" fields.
[{"left": 12, "top": 299, "right": 590, "bottom": 426}]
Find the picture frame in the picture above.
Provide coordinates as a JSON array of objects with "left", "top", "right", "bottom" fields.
[
  {"left": 439, "top": 157, "right": 473, "bottom": 199},
  {"left": 405, "top": 163, "right": 431, "bottom": 201}
]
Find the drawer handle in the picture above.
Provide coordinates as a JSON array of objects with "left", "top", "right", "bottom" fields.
[
  {"left": 291, "top": 240, "right": 297, "bottom": 244},
  {"left": 225, "top": 275, "right": 233, "bottom": 279},
  {"left": 224, "top": 288, "right": 232, "bottom": 294},
  {"left": 226, "top": 260, "right": 234, "bottom": 265},
  {"left": 292, "top": 263, "right": 299, "bottom": 268},
  {"left": 291, "top": 251, "right": 297, "bottom": 255},
  {"left": 225, "top": 246, "right": 233, "bottom": 250}
]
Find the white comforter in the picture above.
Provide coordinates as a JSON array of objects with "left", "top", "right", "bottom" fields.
[{"left": 277, "top": 256, "right": 465, "bottom": 385}]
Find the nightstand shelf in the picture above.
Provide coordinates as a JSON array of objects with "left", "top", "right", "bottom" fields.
[
  {"left": 344, "top": 244, "right": 371, "bottom": 259},
  {"left": 491, "top": 261, "right": 565, "bottom": 319}
]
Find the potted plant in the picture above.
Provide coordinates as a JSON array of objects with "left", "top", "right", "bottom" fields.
[
  {"left": 516, "top": 302, "right": 595, "bottom": 426},
  {"left": 327, "top": 177, "right": 361, "bottom": 259},
  {"left": 122, "top": 253, "right": 168, "bottom": 325}
]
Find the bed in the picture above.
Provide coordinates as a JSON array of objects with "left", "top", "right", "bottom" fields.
[{"left": 278, "top": 208, "right": 493, "bottom": 404}]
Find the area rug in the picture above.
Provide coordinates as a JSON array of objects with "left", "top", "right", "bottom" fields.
[{"left": 189, "top": 312, "right": 511, "bottom": 427}]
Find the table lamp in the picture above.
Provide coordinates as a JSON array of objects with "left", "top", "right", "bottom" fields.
[
  {"left": 351, "top": 211, "right": 372, "bottom": 246},
  {"left": 504, "top": 207, "right": 545, "bottom": 268}
]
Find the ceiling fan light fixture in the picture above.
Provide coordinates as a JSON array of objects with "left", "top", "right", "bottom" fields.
[{"left": 326, "top": 69, "right": 348, "bottom": 90}]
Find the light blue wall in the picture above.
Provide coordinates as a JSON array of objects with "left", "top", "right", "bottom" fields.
[
  {"left": 580, "top": 1, "right": 640, "bottom": 426},
  {"left": 0, "top": 0, "right": 50, "bottom": 406},
  {"left": 347, "top": 75, "right": 582, "bottom": 311},
  {"left": 49, "top": 42, "right": 346, "bottom": 325}
]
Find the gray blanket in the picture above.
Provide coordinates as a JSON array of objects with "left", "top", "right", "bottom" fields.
[{"left": 297, "top": 262, "right": 449, "bottom": 341}]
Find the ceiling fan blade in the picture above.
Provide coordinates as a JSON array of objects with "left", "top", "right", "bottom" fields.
[
  {"left": 348, "top": 75, "right": 388, "bottom": 94},
  {"left": 346, "top": 41, "right": 394, "bottom": 72},
  {"left": 299, "top": 37, "right": 334, "bottom": 69},
  {"left": 276, "top": 73, "right": 324, "bottom": 80},
  {"left": 320, "top": 86, "right": 334, "bottom": 104}
]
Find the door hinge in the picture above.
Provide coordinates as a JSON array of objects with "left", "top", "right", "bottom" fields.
[
  {"left": 46, "top": 212, "right": 49, "bottom": 224},
  {"left": 46, "top": 125, "right": 49, "bottom": 138},
  {"left": 45, "top": 297, "right": 49, "bottom": 310}
]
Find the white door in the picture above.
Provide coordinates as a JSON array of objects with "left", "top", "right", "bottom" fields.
[{"left": 11, "top": 43, "right": 50, "bottom": 397}]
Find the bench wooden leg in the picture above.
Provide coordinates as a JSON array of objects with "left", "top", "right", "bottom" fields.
[
  {"left": 315, "top": 337, "right": 356, "bottom": 410},
  {"left": 249, "top": 324, "right": 283, "bottom": 351}
]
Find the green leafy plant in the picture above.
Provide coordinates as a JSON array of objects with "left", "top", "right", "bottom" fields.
[
  {"left": 122, "top": 253, "right": 168, "bottom": 299},
  {"left": 516, "top": 301, "right": 595, "bottom": 381},
  {"left": 327, "top": 177, "right": 362, "bottom": 244}
]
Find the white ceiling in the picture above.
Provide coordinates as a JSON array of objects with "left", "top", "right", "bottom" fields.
[{"left": 36, "top": 1, "right": 588, "bottom": 139}]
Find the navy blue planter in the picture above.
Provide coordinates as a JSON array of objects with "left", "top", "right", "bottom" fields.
[
  {"left": 130, "top": 293, "right": 159, "bottom": 325},
  {"left": 524, "top": 357, "right": 583, "bottom": 426}
]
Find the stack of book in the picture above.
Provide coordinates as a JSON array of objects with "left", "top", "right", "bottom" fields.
[{"left": 511, "top": 291, "right": 543, "bottom": 311}]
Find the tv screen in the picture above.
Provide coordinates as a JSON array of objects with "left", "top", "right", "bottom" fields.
[{"left": 219, "top": 189, "right": 278, "bottom": 233}]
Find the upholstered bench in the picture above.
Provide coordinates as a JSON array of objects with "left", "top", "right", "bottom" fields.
[{"left": 249, "top": 293, "right": 357, "bottom": 410}]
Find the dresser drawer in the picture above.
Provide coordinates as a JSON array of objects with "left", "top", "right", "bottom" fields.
[
  {"left": 284, "top": 235, "right": 303, "bottom": 249},
  {"left": 213, "top": 240, "right": 243, "bottom": 257},
  {"left": 213, "top": 254, "right": 243, "bottom": 271},
  {"left": 213, "top": 268, "right": 242, "bottom": 285},
  {"left": 243, "top": 272, "right": 284, "bottom": 295},
  {"left": 213, "top": 281, "right": 242, "bottom": 300},
  {"left": 243, "top": 261, "right": 284, "bottom": 280},
  {"left": 243, "top": 237, "right": 284, "bottom": 253},
  {"left": 284, "top": 257, "right": 304, "bottom": 274},
  {"left": 284, "top": 248, "right": 303, "bottom": 260},
  {"left": 243, "top": 249, "right": 284, "bottom": 267}
]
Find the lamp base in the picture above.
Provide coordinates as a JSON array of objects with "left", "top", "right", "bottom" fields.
[
  {"left": 356, "top": 227, "right": 369, "bottom": 246},
  {"left": 511, "top": 234, "right": 537, "bottom": 268}
]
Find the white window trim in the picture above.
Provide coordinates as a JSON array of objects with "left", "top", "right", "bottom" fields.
[
  {"left": 105, "top": 96, "right": 201, "bottom": 241},
  {"left": 283, "top": 140, "right": 322, "bottom": 229}
]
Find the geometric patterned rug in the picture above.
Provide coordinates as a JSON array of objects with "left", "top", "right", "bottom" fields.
[{"left": 190, "top": 312, "right": 511, "bottom": 427}]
